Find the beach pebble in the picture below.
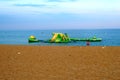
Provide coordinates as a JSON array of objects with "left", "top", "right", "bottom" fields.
[
  {"left": 17, "top": 52, "right": 21, "bottom": 54},
  {"left": 102, "top": 46, "right": 106, "bottom": 49}
]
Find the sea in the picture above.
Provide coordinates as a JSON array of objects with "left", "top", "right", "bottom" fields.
[{"left": 0, "top": 29, "right": 120, "bottom": 46}]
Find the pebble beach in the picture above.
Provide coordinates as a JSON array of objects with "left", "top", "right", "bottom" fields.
[{"left": 0, "top": 45, "right": 120, "bottom": 80}]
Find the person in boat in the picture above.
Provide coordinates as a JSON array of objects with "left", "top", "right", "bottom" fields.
[{"left": 86, "top": 40, "right": 90, "bottom": 46}]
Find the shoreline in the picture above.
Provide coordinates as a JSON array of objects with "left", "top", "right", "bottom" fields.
[
  {"left": 1, "top": 44, "right": 120, "bottom": 46},
  {"left": 0, "top": 45, "right": 120, "bottom": 80}
]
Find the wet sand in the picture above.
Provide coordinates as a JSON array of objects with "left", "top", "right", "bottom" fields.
[{"left": 0, "top": 45, "right": 120, "bottom": 80}]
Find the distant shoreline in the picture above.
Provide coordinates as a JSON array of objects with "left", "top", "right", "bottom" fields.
[{"left": 0, "top": 44, "right": 120, "bottom": 47}]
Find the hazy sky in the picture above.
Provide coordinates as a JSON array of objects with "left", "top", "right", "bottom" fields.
[{"left": 0, "top": 0, "right": 120, "bottom": 30}]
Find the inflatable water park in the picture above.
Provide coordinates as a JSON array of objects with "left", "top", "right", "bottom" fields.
[{"left": 28, "top": 33, "right": 102, "bottom": 43}]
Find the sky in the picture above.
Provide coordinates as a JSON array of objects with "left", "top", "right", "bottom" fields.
[{"left": 0, "top": 0, "right": 120, "bottom": 30}]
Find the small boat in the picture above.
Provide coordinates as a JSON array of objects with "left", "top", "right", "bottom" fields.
[
  {"left": 28, "top": 35, "right": 40, "bottom": 42},
  {"left": 80, "top": 36, "right": 102, "bottom": 42}
]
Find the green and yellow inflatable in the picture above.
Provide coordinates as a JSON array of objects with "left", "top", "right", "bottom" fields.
[
  {"left": 28, "top": 35, "right": 39, "bottom": 42},
  {"left": 50, "top": 33, "right": 71, "bottom": 43}
]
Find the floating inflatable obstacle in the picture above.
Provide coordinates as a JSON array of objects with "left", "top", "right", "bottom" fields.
[
  {"left": 49, "top": 33, "right": 71, "bottom": 43},
  {"left": 80, "top": 36, "right": 102, "bottom": 42},
  {"left": 28, "top": 35, "right": 40, "bottom": 42}
]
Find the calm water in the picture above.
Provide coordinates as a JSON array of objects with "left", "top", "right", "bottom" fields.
[{"left": 0, "top": 29, "right": 120, "bottom": 46}]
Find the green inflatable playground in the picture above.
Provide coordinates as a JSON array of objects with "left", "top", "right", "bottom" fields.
[
  {"left": 49, "top": 33, "right": 71, "bottom": 43},
  {"left": 28, "top": 33, "right": 102, "bottom": 43}
]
